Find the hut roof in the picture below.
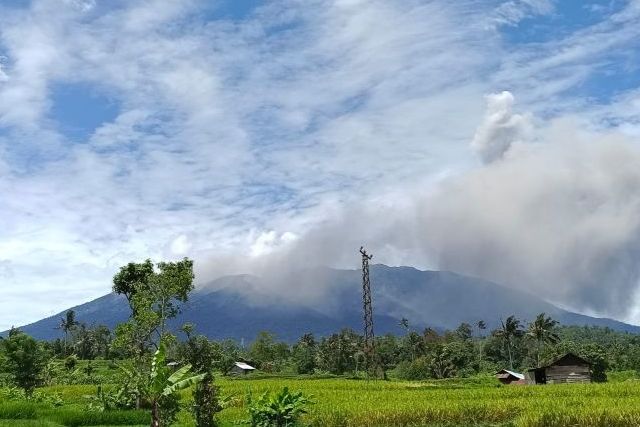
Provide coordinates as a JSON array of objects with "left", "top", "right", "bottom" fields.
[
  {"left": 496, "top": 369, "right": 524, "bottom": 380},
  {"left": 527, "top": 352, "right": 591, "bottom": 371},
  {"left": 234, "top": 362, "right": 256, "bottom": 370}
]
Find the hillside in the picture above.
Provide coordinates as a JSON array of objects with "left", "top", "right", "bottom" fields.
[{"left": 14, "top": 265, "right": 640, "bottom": 341}]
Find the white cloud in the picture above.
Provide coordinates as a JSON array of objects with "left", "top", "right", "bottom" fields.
[
  {"left": 0, "top": 0, "right": 640, "bottom": 328},
  {"left": 490, "top": 0, "right": 555, "bottom": 28},
  {"left": 170, "top": 235, "right": 192, "bottom": 256},
  {"left": 249, "top": 231, "right": 299, "bottom": 257}
]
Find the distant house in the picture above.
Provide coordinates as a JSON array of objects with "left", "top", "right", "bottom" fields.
[
  {"left": 230, "top": 361, "right": 256, "bottom": 375},
  {"left": 526, "top": 353, "right": 591, "bottom": 384},
  {"left": 495, "top": 369, "right": 525, "bottom": 385}
]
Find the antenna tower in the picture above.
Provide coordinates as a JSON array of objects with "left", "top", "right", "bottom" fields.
[{"left": 360, "top": 246, "right": 377, "bottom": 375}]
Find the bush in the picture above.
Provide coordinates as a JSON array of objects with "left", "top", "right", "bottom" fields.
[
  {"left": 394, "top": 357, "right": 433, "bottom": 380},
  {"left": 64, "top": 356, "right": 77, "bottom": 371},
  {"left": 247, "top": 387, "right": 313, "bottom": 427}
]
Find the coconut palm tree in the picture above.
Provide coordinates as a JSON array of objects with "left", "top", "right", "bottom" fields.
[
  {"left": 494, "top": 315, "right": 524, "bottom": 370},
  {"left": 476, "top": 320, "right": 486, "bottom": 365},
  {"left": 527, "top": 313, "right": 560, "bottom": 367},
  {"left": 56, "top": 310, "right": 79, "bottom": 356},
  {"left": 398, "top": 318, "right": 410, "bottom": 332}
]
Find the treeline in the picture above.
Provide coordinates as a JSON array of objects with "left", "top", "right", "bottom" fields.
[
  {"left": 214, "top": 319, "right": 622, "bottom": 382},
  {"left": 29, "top": 312, "right": 640, "bottom": 384},
  {"left": 22, "top": 261, "right": 639, "bottom": 384}
]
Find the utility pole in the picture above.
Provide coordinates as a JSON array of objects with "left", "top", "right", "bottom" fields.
[{"left": 360, "top": 246, "right": 377, "bottom": 376}]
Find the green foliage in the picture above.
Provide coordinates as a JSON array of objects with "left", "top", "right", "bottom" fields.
[
  {"left": 56, "top": 310, "right": 79, "bottom": 357},
  {"left": 46, "top": 407, "right": 149, "bottom": 426},
  {"left": 0, "top": 330, "right": 51, "bottom": 395},
  {"left": 0, "top": 386, "right": 62, "bottom": 407},
  {"left": 64, "top": 355, "right": 77, "bottom": 371},
  {"left": 527, "top": 313, "right": 560, "bottom": 368},
  {"left": 249, "top": 332, "right": 290, "bottom": 373},
  {"left": 179, "top": 332, "right": 223, "bottom": 426},
  {"left": 394, "top": 356, "right": 433, "bottom": 380},
  {"left": 291, "top": 334, "right": 317, "bottom": 375},
  {"left": 494, "top": 315, "right": 525, "bottom": 370},
  {"left": 0, "top": 402, "right": 39, "bottom": 419},
  {"left": 147, "top": 342, "right": 204, "bottom": 426},
  {"left": 85, "top": 383, "right": 137, "bottom": 412},
  {"left": 70, "top": 324, "right": 112, "bottom": 360},
  {"left": 112, "top": 258, "right": 194, "bottom": 357},
  {"left": 192, "top": 378, "right": 223, "bottom": 427},
  {"left": 315, "top": 329, "right": 361, "bottom": 375},
  {"left": 246, "top": 387, "right": 313, "bottom": 427}
]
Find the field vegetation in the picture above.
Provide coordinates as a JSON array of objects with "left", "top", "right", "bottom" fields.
[{"left": 3, "top": 258, "right": 640, "bottom": 426}]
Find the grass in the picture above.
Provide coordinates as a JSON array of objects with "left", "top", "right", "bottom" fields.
[
  {"left": 214, "top": 376, "right": 640, "bottom": 426},
  {"left": 4, "top": 374, "right": 640, "bottom": 426}
]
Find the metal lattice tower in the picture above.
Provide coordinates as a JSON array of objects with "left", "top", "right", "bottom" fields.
[{"left": 360, "top": 246, "right": 376, "bottom": 374}]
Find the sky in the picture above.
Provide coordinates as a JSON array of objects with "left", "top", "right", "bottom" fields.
[{"left": 2, "top": 0, "right": 640, "bottom": 329}]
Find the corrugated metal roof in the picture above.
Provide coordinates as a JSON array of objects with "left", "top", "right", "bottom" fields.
[
  {"left": 528, "top": 352, "right": 592, "bottom": 371},
  {"left": 235, "top": 362, "right": 256, "bottom": 370},
  {"left": 496, "top": 369, "right": 524, "bottom": 379}
]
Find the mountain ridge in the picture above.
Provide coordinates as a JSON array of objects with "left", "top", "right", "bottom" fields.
[{"left": 8, "top": 265, "right": 640, "bottom": 341}]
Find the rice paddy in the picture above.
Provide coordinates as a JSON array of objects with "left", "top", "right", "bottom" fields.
[{"left": 3, "top": 375, "right": 640, "bottom": 426}]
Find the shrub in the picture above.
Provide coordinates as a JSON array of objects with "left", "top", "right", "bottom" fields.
[
  {"left": 64, "top": 356, "right": 77, "bottom": 371},
  {"left": 394, "top": 357, "right": 433, "bottom": 380},
  {"left": 247, "top": 387, "right": 313, "bottom": 427}
]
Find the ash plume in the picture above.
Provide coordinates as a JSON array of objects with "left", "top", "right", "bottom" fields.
[{"left": 198, "top": 92, "right": 640, "bottom": 323}]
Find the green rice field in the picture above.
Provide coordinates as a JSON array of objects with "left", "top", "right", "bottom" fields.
[{"left": 3, "top": 375, "right": 640, "bottom": 426}]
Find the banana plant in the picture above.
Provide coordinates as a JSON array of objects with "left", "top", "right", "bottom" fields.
[{"left": 148, "top": 342, "right": 205, "bottom": 427}]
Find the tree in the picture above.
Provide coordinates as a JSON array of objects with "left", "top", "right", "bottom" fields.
[
  {"left": 401, "top": 331, "right": 424, "bottom": 361},
  {"left": 376, "top": 334, "right": 400, "bottom": 374},
  {"left": 112, "top": 258, "right": 195, "bottom": 357},
  {"left": 292, "top": 333, "right": 317, "bottom": 374},
  {"left": 399, "top": 318, "right": 410, "bottom": 332},
  {"left": 316, "top": 329, "right": 361, "bottom": 375},
  {"left": 147, "top": 342, "right": 204, "bottom": 427},
  {"left": 56, "top": 310, "right": 79, "bottom": 356},
  {"left": 179, "top": 331, "right": 222, "bottom": 427},
  {"left": 527, "top": 313, "right": 560, "bottom": 367},
  {"left": 0, "top": 329, "right": 51, "bottom": 396},
  {"left": 494, "top": 315, "right": 524, "bottom": 370},
  {"left": 579, "top": 343, "right": 608, "bottom": 383},
  {"left": 430, "top": 345, "right": 457, "bottom": 379},
  {"left": 248, "top": 332, "right": 289, "bottom": 372},
  {"left": 476, "top": 320, "right": 487, "bottom": 365},
  {"left": 455, "top": 323, "right": 473, "bottom": 341},
  {"left": 216, "top": 339, "right": 243, "bottom": 375}
]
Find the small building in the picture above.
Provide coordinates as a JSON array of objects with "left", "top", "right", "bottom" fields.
[
  {"left": 496, "top": 369, "right": 526, "bottom": 385},
  {"left": 526, "top": 353, "right": 591, "bottom": 384},
  {"left": 230, "top": 361, "right": 256, "bottom": 375}
]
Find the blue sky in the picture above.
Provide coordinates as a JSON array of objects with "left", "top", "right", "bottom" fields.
[{"left": 3, "top": 0, "right": 640, "bottom": 329}]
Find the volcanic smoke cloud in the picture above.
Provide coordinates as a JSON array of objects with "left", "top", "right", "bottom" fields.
[{"left": 202, "top": 92, "right": 640, "bottom": 322}]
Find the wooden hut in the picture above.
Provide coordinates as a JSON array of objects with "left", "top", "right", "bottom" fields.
[
  {"left": 526, "top": 353, "right": 591, "bottom": 384},
  {"left": 496, "top": 369, "right": 525, "bottom": 385},
  {"left": 230, "top": 361, "right": 256, "bottom": 375}
]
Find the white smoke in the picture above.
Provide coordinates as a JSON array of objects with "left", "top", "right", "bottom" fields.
[
  {"left": 470, "top": 91, "right": 531, "bottom": 164},
  {"left": 199, "top": 93, "right": 640, "bottom": 322},
  {"left": 426, "top": 119, "right": 640, "bottom": 317}
]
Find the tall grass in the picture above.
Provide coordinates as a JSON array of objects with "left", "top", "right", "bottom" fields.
[
  {"left": 44, "top": 408, "right": 149, "bottom": 426},
  {"left": 0, "top": 402, "right": 39, "bottom": 419}
]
